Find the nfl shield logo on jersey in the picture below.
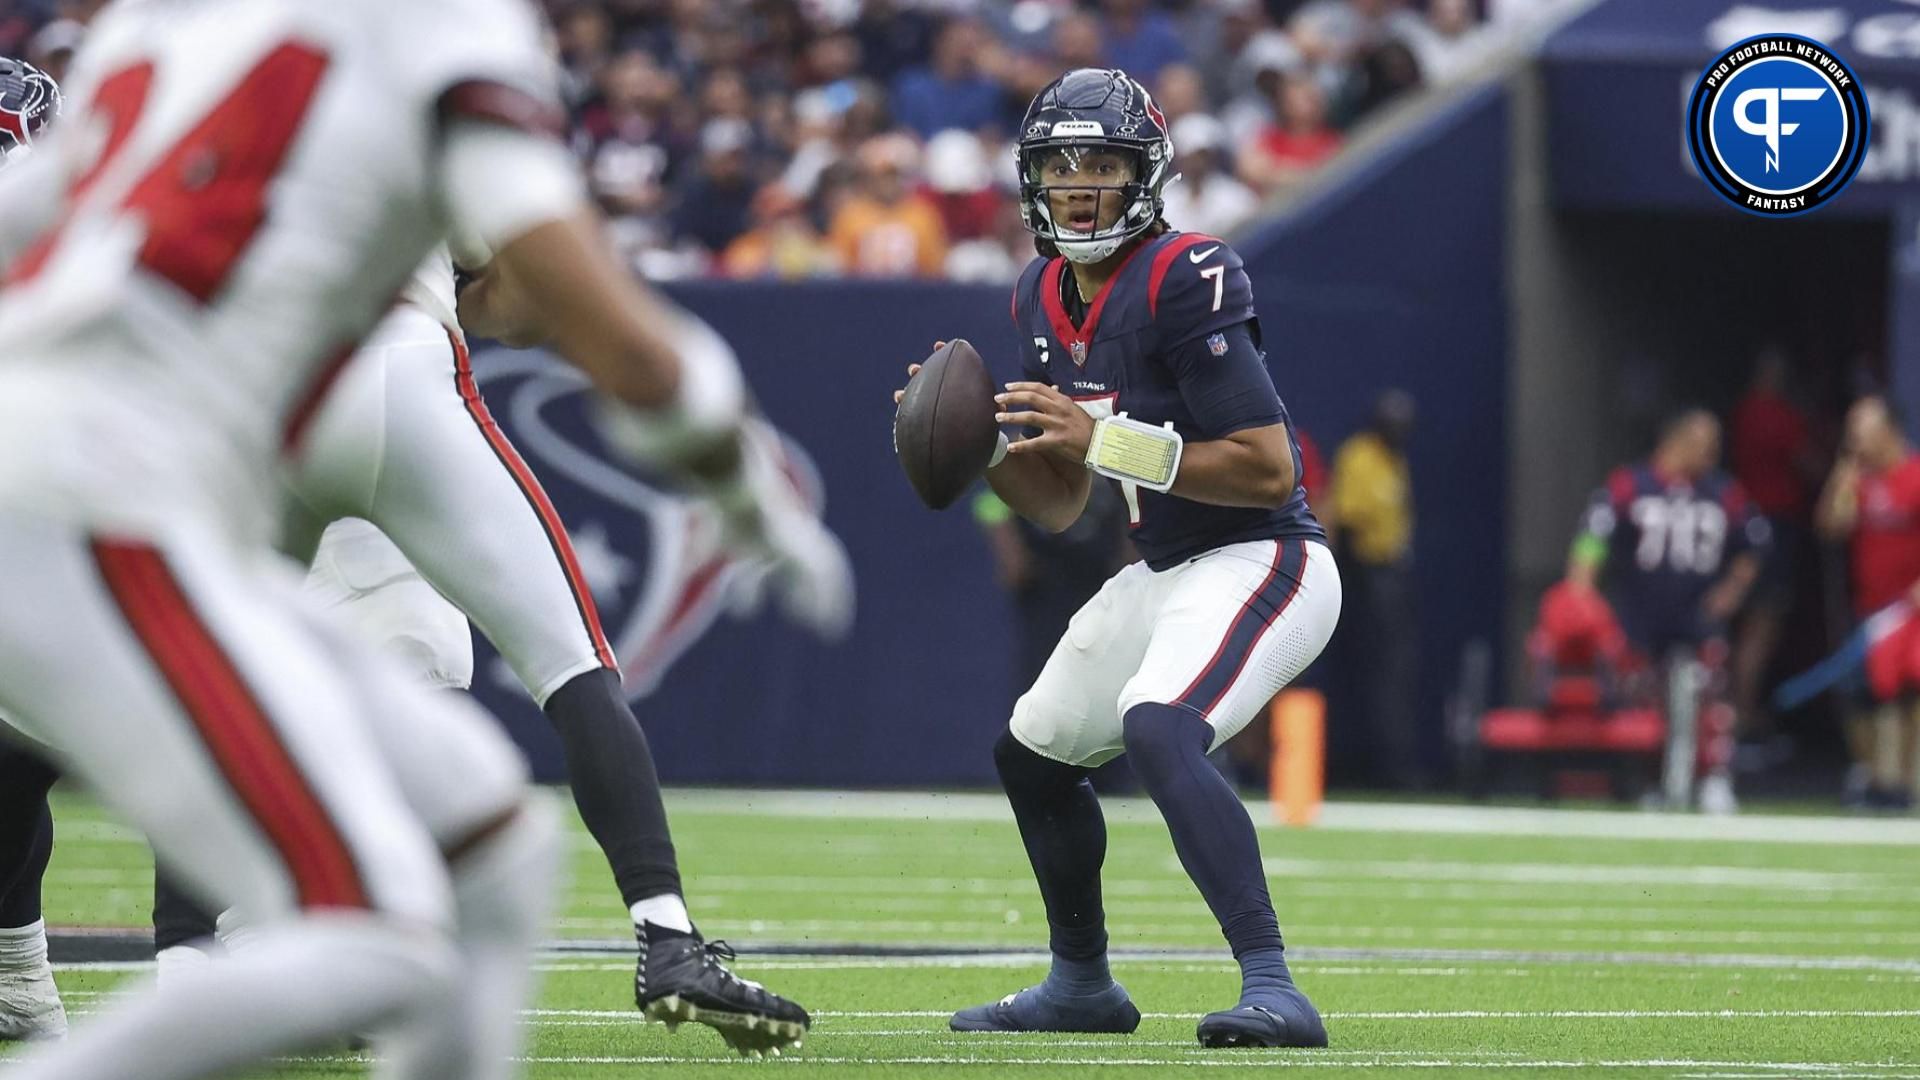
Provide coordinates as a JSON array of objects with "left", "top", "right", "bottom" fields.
[
  {"left": 1070, "top": 341, "right": 1088, "bottom": 366},
  {"left": 1207, "top": 332, "right": 1229, "bottom": 357}
]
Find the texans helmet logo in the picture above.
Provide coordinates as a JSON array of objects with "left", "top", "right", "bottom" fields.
[{"left": 0, "top": 60, "right": 60, "bottom": 157}]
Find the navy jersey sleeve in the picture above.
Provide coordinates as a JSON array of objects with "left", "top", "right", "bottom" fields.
[
  {"left": 1149, "top": 236, "right": 1257, "bottom": 354},
  {"left": 1165, "top": 322, "right": 1284, "bottom": 439},
  {"left": 1011, "top": 256, "right": 1051, "bottom": 383}
]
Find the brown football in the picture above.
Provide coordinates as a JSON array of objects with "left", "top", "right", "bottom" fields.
[{"left": 893, "top": 338, "right": 1000, "bottom": 510}]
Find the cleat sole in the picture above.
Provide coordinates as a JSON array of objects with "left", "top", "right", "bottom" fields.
[{"left": 642, "top": 993, "right": 808, "bottom": 1055}]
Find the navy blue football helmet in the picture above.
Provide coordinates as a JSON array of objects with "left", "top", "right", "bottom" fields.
[
  {"left": 0, "top": 57, "right": 60, "bottom": 168},
  {"left": 1015, "top": 68, "right": 1174, "bottom": 264}
]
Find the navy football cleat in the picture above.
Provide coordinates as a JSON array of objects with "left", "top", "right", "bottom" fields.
[
  {"left": 1196, "top": 989, "right": 1329, "bottom": 1049},
  {"left": 635, "top": 924, "right": 809, "bottom": 1058},
  {"left": 950, "top": 981, "right": 1141, "bottom": 1033}
]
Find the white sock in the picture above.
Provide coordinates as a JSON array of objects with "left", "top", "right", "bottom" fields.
[
  {"left": 0, "top": 918, "right": 65, "bottom": 1040},
  {"left": 0, "top": 920, "right": 50, "bottom": 969},
  {"left": 629, "top": 893, "right": 692, "bottom": 933},
  {"left": 154, "top": 944, "right": 216, "bottom": 989}
]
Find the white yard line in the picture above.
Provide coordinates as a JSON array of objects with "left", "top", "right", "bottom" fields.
[
  {"left": 504, "top": 1056, "right": 1920, "bottom": 1070},
  {"left": 56, "top": 1004, "right": 1920, "bottom": 1022},
  {"left": 1256, "top": 859, "right": 1884, "bottom": 890},
  {"left": 795, "top": 1009, "right": 1920, "bottom": 1022},
  {"left": 280, "top": 1052, "right": 1920, "bottom": 1070},
  {"left": 555, "top": 916, "right": 1920, "bottom": 948},
  {"left": 54, "top": 946, "right": 1920, "bottom": 976},
  {"left": 660, "top": 788, "right": 1920, "bottom": 846}
]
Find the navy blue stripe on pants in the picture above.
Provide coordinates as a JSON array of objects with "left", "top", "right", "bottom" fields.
[{"left": 1173, "top": 539, "right": 1308, "bottom": 718}]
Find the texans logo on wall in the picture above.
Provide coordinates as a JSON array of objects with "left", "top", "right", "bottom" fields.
[{"left": 468, "top": 347, "right": 826, "bottom": 703}]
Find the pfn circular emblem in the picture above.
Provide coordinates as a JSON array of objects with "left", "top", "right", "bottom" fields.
[{"left": 1686, "top": 34, "right": 1870, "bottom": 217}]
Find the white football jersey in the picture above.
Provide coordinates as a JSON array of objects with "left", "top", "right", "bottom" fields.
[{"left": 0, "top": 0, "right": 558, "bottom": 545}]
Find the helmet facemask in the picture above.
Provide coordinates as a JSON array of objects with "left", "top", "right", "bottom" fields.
[{"left": 1018, "top": 138, "right": 1168, "bottom": 264}]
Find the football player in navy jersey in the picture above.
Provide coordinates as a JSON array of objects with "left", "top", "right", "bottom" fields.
[
  {"left": 896, "top": 69, "right": 1340, "bottom": 1049},
  {"left": 1568, "top": 409, "right": 1768, "bottom": 811}
]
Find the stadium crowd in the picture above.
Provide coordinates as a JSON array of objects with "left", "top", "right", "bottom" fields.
[{"left": 1, "top": 0, "right": 1558, "bottom": 282}]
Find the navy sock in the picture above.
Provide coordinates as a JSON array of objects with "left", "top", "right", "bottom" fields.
[
  {"left": 1042, "top": 950, "right": 1113, "bottom": 996},
  {"left": 1237, "top": 946, "right": 1297, "bottom": 1004},
  {"left": 992, "top": 732, "right": 1113, "bottom": 983},
  {"left": 1122, "top": 704, "right": 1286, "bottom": 967}
]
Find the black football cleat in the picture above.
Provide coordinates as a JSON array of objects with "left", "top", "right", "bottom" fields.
[
  {"left": 635, "top": 924, "right": 809, "bottom": 1057},
  {"left": 1196, "top": 986, "right": 1328, "bottom": 1049}
]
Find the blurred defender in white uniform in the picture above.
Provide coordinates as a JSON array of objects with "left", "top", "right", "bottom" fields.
[{"left": 0, "top": 0, "right": 846, "bottom": 1076}]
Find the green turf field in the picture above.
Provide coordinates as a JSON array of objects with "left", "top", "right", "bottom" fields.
[{"left": 15, "top": 787, "right": 1920, "bottom": 1077}]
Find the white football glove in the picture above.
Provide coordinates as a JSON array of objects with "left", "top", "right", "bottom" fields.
[{"left": 708, "top": 419, "right": 856, "bottom": 641}]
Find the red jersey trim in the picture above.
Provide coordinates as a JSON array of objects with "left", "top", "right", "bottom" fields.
[
  {"left": 437, "top": 80, "right": 566, "bottom": 140},
  {"left": 1147, "top": 233, "right": 1220, "bottom": 319},
  {"left": 1038, "top": 240, "right": 1151, "bottom": 368}
]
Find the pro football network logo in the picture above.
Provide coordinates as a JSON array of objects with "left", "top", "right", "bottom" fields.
[{"left": 1685, "top": 34, "right": 1870, "bottom": 217}]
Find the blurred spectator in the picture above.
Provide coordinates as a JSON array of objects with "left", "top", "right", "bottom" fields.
[
  {"left": 799, "top": 31, "right": 864, "bottom": 94},
  {"left": 1733, "top": 352, "right": 1817, "bottom": 534},
  {"left": 554, "top": 5, "right": 615, "bottom": 108},
  {"left": 1330, "top": 390, "right": 1423, "bottom": 789},
  {"left": 1183, "top": 0, "right": 1273, "bottom": 108},
  {"left": 947, "top": 201, "right": 1037, "bottom": 284},
  {"left": 923, "top": 129, "right": 1001, "bottom": 242},
  {"left": 1162, "top": 114, "right": 1260, "bottom": 238},
  {"left": 1099, "top": 0, "right": 1188, "bottom": 85},
  {"left": 1729, "top": 350, "right": 1818, "bottom": 740},
  {"left": 720, "top": 183, "right": 839, "bottom": 279},
  {"left": 579, "top": 50, "right": 680, "bottom": 208},
  {"left": 852, "top": 0, "right": 939, "bottom": 85},
  {"left": 827, "top": 133, "right": 949, "bottom": 277},
  {"left": 578, "top": 51, "right": 681, "bottom": 265},
  {"left": 1817, "top": 397, "right": 1920, "bottom": 810},
  {"left": 1291, "top": 0, "right": 1428, "bottom": 68},
  {"left": 779, "top": 88, "right": 851, "bottom": 199},
  {"left": 671, "top": 118, "right": 759, "bottom": 261},
  {"left": 0, "top": 0, "right": 1575, "bottom": 282},
  {"left": 1053, "top": 11, "right": 1107, "bottom": 72},
  {"left": 1221, "top": 32, "right": 1303, "bottom": 146},
  {"left": 1403, "top": 0, "right": 1496, "bottom": 83},
  {"left": 890, "top": 19, "right": 1003, "bottom": 139},
  {"left": 1153, "top": 63, "right": 1207, "bottom": 125},
  {"left": 1240, "top": 73, "right": 1343, "bottom": 194},
  {"left": 1345, "top": 39, "right": 1423, "bottom": 124}
]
